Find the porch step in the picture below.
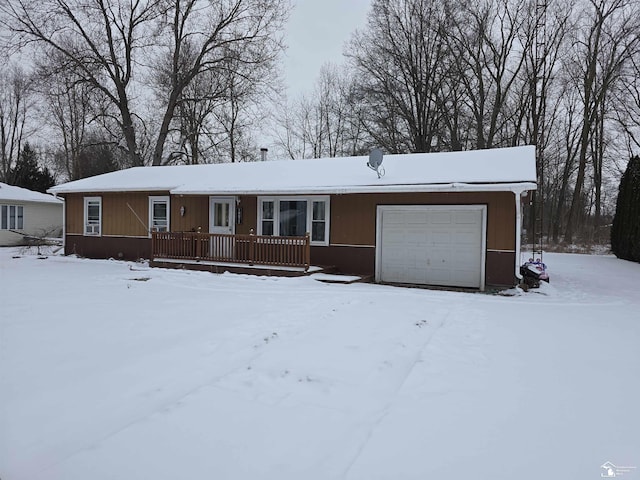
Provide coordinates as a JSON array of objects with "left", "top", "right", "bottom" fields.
[{"left": 310, "top": 273, "right": 364, "bottom": 284}]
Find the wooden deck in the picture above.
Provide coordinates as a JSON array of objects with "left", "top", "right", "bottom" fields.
[{"left": 151, "top": 231, "right": 311, "bottom": 271}]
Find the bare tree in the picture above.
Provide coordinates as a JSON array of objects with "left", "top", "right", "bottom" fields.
[
  {"left": 564, "top": 0, "right": 640, "bottom": 242},
  {"left": 0, "top": 64, "right": 30, "bottom": 182},
  {"left": 0, "top": 0, "right": 161, "bottom": 166},
  {"left": 0, "top": 0, "right": 288, "bottom": 167},
  {"left": 150, "top": 0, "right": 288, "bottom": 165},
  {"left": 613, "top": 53, "right": 640, "bottom": 155},
  {"left": 347, "top": 0, "right": 448, "bottom": 154},
  {"left": 446, "top": 0, "right": 532, "bottom": 150},
  {"left": 273, "top": 63, "right": 367, "bottom": 159}
]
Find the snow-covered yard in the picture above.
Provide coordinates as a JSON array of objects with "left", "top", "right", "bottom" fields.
[{"left": 1, "top": 248, "right": 639, "bottom": 480}]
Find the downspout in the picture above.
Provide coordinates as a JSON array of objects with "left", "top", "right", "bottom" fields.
[
  {"left": 514, "top": 191, "right": 523, "bottom": 282},
  {"left": 54, "top": 194, "right": 65, "bottom": 253}
]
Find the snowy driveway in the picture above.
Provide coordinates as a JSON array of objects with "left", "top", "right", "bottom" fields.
[{"left": 1, "top": 249, "right": 639, "bottom": 479}]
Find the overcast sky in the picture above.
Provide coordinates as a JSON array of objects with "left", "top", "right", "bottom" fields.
[{"left": 282, "top": 0, "right": 371, "bottom": 98}]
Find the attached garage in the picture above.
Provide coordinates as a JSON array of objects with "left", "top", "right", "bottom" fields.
[{"left": 376, "top": 205, "right": 487, "bottom": 289}]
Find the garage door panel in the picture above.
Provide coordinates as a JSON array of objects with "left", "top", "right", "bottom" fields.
[
  {"left": 453, "top": 228, "right": 480, "bottom": 246},
  {"left": 378, "top": 206, "right": 485, "bottom": 289},
  {"left": 430, "top": 211, "right": 453, "bottom": 224},
  {"left": 404, "top": 212, "right": 429, "bottom": 224},
  {"left": 454, "top": 211, "right": 481, "bottom": 224}
]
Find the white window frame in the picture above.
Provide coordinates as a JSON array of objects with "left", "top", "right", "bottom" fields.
[
  {"left": 1, "top": 204, "right": 24, "bottom": 230},
  {"left": 83, "top": 196, "right": 102, "bottom": 236},
  {"left": 257, "top": 196, "right": 330, "bottom": 246},
  {"left": 149, "top": 196, "right": 170, "bottom": 235}
]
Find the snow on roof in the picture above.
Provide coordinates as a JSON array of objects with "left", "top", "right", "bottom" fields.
[
  {"left": 48, "top": 146, "right": 537, "bottom": 195},
  {"left": 0, "top": 182, "right": 63, "bottom": 204}
]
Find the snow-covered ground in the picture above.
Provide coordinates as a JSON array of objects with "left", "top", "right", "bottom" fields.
[{"left": 1, "top": 248, "right": 639, "bottom": 480}]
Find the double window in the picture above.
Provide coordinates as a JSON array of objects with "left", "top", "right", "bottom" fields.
[
  {"left": 84, "top": 197, "right": 101, "bottom": 236},
  {"left": 1, "top": 205, "right": 24, "bottom": 230},
  {"left": 258, "top": 197, "right": 329, "bottom": 245},
  {"left": 149, "top": 196, "right": 170, "bottom": 233}
]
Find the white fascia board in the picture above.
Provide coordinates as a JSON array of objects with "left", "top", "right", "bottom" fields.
[
  {"left": 172, "top": 182, "right": 537, "bottom": 196},
  {"left": 49, "top": 186, "right": 180, "bottom": 195}
]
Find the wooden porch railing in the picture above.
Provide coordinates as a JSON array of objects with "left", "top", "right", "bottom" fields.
[{"left": 151, "top": 231, "right": 311, "bottom": 271}]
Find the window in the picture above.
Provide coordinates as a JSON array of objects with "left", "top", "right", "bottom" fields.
[
  {"left": 261, "top": 200, "right": 274, "bottom": 235},
  {"left": 258, "top": 197, "right": 329, "bottom": 246},
  {"left": 279, "top": 200, "right": 307, "bottom": 237},
  {"left": 1, "top": 205, "right": 24, "bottom": 230},
  {"left": 149, "top": 196, "right": 170, "bottom": 233},
  {"left": 84, "top": 197, "right": 101, "bottom": 236},
  {"left": 312, "top": 201, "right": 326, "bottom": 242}
]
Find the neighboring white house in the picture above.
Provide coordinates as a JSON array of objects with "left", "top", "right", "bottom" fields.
[{"left": 0, "top": 182, "right": 63, "bottom": 246}]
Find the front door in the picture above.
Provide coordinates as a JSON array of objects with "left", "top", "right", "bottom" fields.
[{"left": 209, "top": 197, "right": 235, "bottom": 260}]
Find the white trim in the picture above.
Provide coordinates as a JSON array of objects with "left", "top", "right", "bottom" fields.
[
  {"left": 170, "top": 182, "right": 537, "bottom": 197},
  {"left": 209, "top": 196, "right": 236, "bottom": 235},
  {"left": 375, "top": 204, "right": 487, "bottom": 290},
  {"left": 514, "top": 192, "right": 523, "bottom": 281},
  {"left": 103, "top": 234, "right": 149, "bottom": 239},
  {"left": 56, "top": 195, "right": 65, "bottom": 250},
  {"left": 329, "top": 243, "right": 376, "bottom": 248},
  {"left": 257, "top": 195, "right": 330, "bottom": 246},
  {"left": 148, "top": 195, "right": 170, "bottom": 236},
  {"left": 67, "top": 233, "right": 148, "bottom": 239},
  {"left": 83, "top": 196, "right": 102, "bottom": 236},
  {"left": 0, "top": 204, "right": 24, "bottom": 230}
]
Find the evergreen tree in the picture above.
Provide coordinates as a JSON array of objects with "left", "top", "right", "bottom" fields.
[
  {"left": 611, "top": 155, "right": 640, "bottom": 262},
  {"left": 9, "top": 143, "right": 56, "bottom": 193}
]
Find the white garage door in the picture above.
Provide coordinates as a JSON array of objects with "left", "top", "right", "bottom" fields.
[{"left": 376, "top": 205, "right": 486, "bottom": 289}]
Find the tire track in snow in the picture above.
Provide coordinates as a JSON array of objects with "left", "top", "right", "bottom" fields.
[{"left": 341, "top": 296, "right": 476, "bottom": 480}]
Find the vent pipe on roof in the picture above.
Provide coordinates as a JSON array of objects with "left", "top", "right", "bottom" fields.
[{"left": 260, "top": 148, "right": 268, "bottom": 162}]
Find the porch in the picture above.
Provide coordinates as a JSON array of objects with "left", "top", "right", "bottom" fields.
[{"left": 151, "top": 231, "right": 312, "bottom": 273}]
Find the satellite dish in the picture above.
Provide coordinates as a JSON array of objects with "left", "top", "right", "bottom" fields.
[{"left": 367, "top": 148, "right": 385, "bottom": 178}]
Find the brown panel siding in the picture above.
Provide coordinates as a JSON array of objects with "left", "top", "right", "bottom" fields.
[
  {"left": 311, "top": 245, "right": 375, "bottom": 276},
  {"left": 486, "top": 250, "right": 517, "bottom": 286},
  {"left": 236, "top": 195, "right": 257, "bottom": 234},
  {"left": 103, "top": 192, "right": 152, "bottom": 236},
  {"left": 65, "top": 234, "right": 151, "bottom": 260},
  {"left": 64, "top": 194, "right": 84, "bottom": 234},
  {"left": 171, "top": 195, "right": 209, "bottom": 232},
  {"left": 330, "top": 191, "right": 515, "bottom": 251}
]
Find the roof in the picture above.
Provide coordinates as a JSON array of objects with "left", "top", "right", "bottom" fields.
[
  {"left": 48, "top": 146, "right": 537, "bottom": 195},
  {"left": 0, "top": 182, "right": 63, "bottom": 204}
]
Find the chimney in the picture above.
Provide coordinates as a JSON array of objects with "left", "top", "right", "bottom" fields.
[{"left": 260, "top": 147, "right": 268, "bottom": 162}]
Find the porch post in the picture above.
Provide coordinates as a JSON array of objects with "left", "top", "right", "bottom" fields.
[
  {"left": 249, "top": 228, "right": 255, "bottom": 266},
  {"left": 304, "top": 232, "right": 310, "bottom": 272}
]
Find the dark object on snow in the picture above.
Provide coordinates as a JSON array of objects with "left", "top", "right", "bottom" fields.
[
  {"left": 520, "top": 258, "right": 550, "bottom": 288},
  {"left": 611, "top": 155, "right": 640, "bottom": 263}
]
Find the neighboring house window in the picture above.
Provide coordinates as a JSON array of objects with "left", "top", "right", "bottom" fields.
[
  {"left": 257, "top": 197, "right": 329, "bottom": 246},
  {"left": 84, "top": 197, "right": 102, "bottom": 235},
  {"left": 149, "top": 196, "right": 170, "bottom": 233},
  {"left": 1, "top": 205, "right": 24, "bottom": 230}
]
